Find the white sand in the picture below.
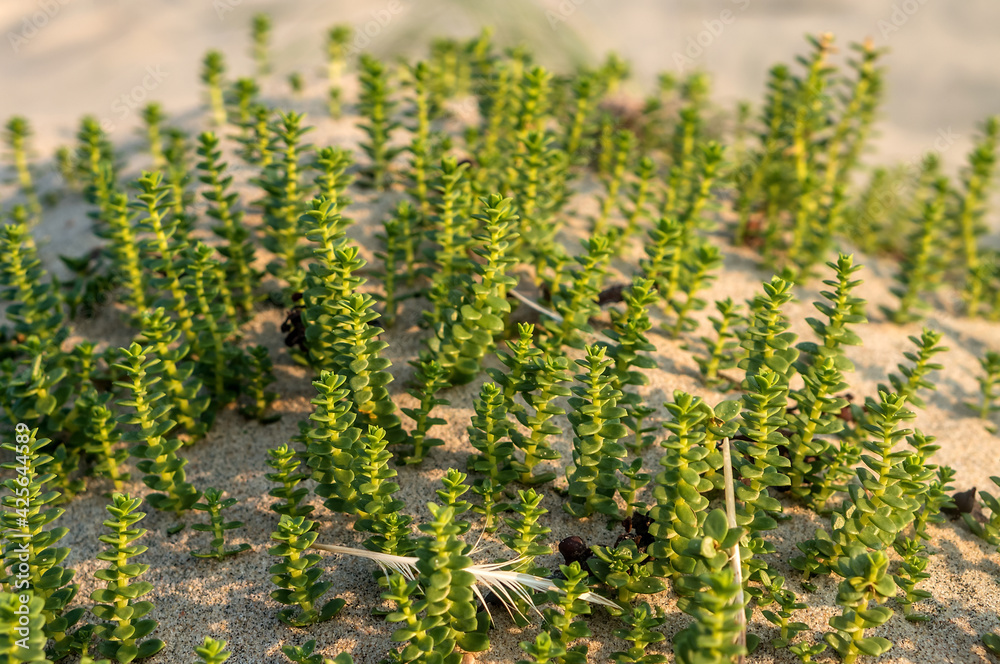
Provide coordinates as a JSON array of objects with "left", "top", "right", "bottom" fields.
[{"left": 2, "top": 2, "right": 1000, "bottom": 662}]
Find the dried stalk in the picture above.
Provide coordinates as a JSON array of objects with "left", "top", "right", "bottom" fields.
[
  {"left": 509, "top": 289, "right": 564, "bottom": 321},
  {"left": 722, "top": 436, "right": 747, "bottom": 664}
]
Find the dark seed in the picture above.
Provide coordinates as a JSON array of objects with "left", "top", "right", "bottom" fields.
[
  {"left": 598, "top": 283, "right": 627, "bottom": 305},
  {"left": 559, "top": 536, "right": 591, "bottom": 565},
  {"left": 944, "top": 487, "right": 977, "bottom": 519}
]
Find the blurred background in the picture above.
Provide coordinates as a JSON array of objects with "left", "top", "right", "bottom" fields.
[{"left": 1, "top": 0, "right": 999, "bottom": 168}]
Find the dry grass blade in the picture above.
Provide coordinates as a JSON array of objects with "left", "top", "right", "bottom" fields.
[
  {"left": 509, "top": 289, "right": 564, "bottom": 321},
  {"left": 723, "top": 436, "right": 747, "bottom": 664}
]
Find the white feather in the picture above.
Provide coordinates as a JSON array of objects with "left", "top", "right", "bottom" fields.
[{"left": 309, "top": 542, "right": 621, "bottom": 619}]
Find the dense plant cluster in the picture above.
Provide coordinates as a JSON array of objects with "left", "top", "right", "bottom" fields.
[{"left": 1, "top": 14, "right": 998, "bottom": 664}]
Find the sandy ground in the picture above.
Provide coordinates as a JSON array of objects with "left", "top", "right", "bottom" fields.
[
  {"left": 2, "top": 1, "right": 1000, "bottom": 663},
  {"left": 2, "top": 0, "right": 1000, "bottom": 164}
]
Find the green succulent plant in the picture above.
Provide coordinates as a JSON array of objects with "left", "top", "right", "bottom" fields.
[
  {"left": 140, "top": 103, "right": 165, "bottom": 169},
  {"left": 134, "top": 170, "right": 197, "bottom": 343},
  {"left": 564, "top": 345, "right": 628, "bottom": 520},
  {"left": 877, "top": 328, "right": 947, "bottom": 410},
  {"left": 201, "top": 51, "right": 227, "bottom": 126},
  {"left": 562, "top": 72, "right": 598, "bottom": 164},
  {"left": 673, "top": 510, "right": 751, "bottom": 664},
  {"left": 544, "top": 235, "right": 613, "bottom": 351},
  {"left": 666, "top": 243, "right": 722, "bottom": 338},
  {"left": 405, "top": 62, "right": 437, "bottom": 221},
  {"left": 794, "top": 391, "right": 917, "bottom": 580},
  {"left": 266, "top": 440, "right": 313, "bottom": 518},
  {"left": 8, "top": 23, "right": 1000, "bottom": 664},
  {"left": 467, "top": 382, "right": 516, "bottom": 530},
  {"left": 193, "top": 637, "right": 231, "bottom": 664},
  {"left": 401, "top": 355, "right": 450, "bottom": 465},
  {"left": 3, "top": 340, "right": 72, "bottom": 444},
  {"left": 588, "top": 540, "right": 665, "bottom": 608},
  {"left": 955, "top": 115, "right": 999, "bottom": 316},
  {"left": 238, "top": 345, "right": 279, "bottom": 423},
  {"left": 326, "top": 25, "right": 352, "bottom": 117},
  {"left": 114, "top": 342, "right": 200, "bottom": 516},
  {"left": 75, "top": 115, "right": 116, "bottom": 191},
  {"left": 197, "top": 131, "right": 259, "bottom": 318},
  {"left": 984, "top": 627, "right": 1000, "bottom": 658},
  {"left": 620, "top": 156, "right": 657, "bottom": 245},
  {"left": 0, "top": 221, "right": 66, "bottom": 347},
  {"left": 352, "top": 426, "right": 414, "bottom": 555},
  {"left": 426, "top": 194, "right": 518, "bottom": 384},
  {"left": 689, "top": 297, "right": 746, "bottom": 388},
  {"left": 268, "top": 515, "right": 346, "bottom": 627},
  {"left": 190, "top": 488, "right": 251, "bottom": 560},
  {"left": 184, "top": 242, "right": 240, "bottom": 403},
  {"left": 518, "top": 630, "right": 567, "bottom": 664},
  {"left": 1, "top": 428, "right": 84, "bottom": 659},
  {"left": 98, "top": 191, "right": 147, "bottom": 317},
  {"left": 137, "top": 308, "right": 209, "bottom": 440},
  {"left": 610, "top": 602, "right": 667, "bottom": 664},
  {"left": 163, "top": 127, "right": 196, "bottom": 242},
  {"left": 734, "top": 367, "right": 792, "bottom": 581},
  {"left": 283, "top": 639, "right": 353, "bottom": 664},
  {"left": 56, "top": 144, "right": 77, "bottom": 189},
  {"left": 425, "top": 157, "right": 472, "bottom": 292},
  {"left": 4, "top": 116, "right": 41, "bottom": 219},
  {"left": 82, "top": 392, "right": 129, "bottom": 492},
  {"left": 600, "top": 277, "right": 659, "bottom": 449},
  {"left": 739, "top": 275, "right": 798, "bottom": 386},
  {"left": 436, "top": 469, "right": 474, "bottom": 536},
  {"left": 511, "top": 350, "right": 571, "bottom": 486},
  {"left": 649, "top": 394, "right": 737, "bottom": 580},
  {"left": 90, "top": 493, "right": 164, "bottom": 664},
  {"left": 251, "top": 13, "right": 271, "bottom": 76},
  {"left": 304, "top": 370, "right": 361, "bottom": 514},
  {"left": 298, "top": 196, "right": 353, "bottom": 368},
  {"left": 964, "top": 475, "right": 1000, "bottom": 550},
  {"left": 359, "top": 55, "right": 402, "bottom": 190},
  {"left": 0, "top": 592, "right": 48, "bottom": 663},
  {"left": 257, "top": 111, "right": 313, "bottom": 295},
  {"left": 540, "top": 562, "right": 594, "bottom": 664},
  {"left": 759, "top": 574, "right": 808, "bottom": 648},
  {"left": 593, "top": 129, "right": 635, "bottom": 235},
  {"left": 329, "top": 293, "right": 403, "bottom": 440},
  {"left": 499, "top": 489, "right": 551, "bottom": 574},
  {"left": 412, "top": 503, "right": 490, "bottom": 658},
  {"left": 824, "top": 546, "right": 897, "bottom": 664},
  {"left": 967, "top": 351, "right": 1000, "bottom": 432},
  {"left": 786, "top": 356, "right": 849, "bottom": 501},
  {"left": 510, "top": 129, "right": 570, "bottom": 272},
  {"left": 375, "top": 205, "right": 406, "bottom": 327},
  {"left": 884, "top": 177, "right": 949, "bottom": 323}
]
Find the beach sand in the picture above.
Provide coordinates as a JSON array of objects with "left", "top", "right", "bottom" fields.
[{"left": 2, "top": 1, "right": 1000, "bottom": 662}]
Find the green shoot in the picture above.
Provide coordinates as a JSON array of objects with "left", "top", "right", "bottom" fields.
[{"left": 191, "top": 488, "right": 251, "bottom": 560}]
